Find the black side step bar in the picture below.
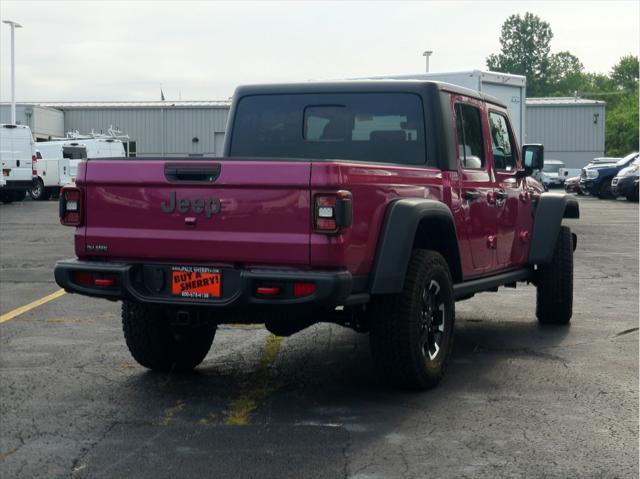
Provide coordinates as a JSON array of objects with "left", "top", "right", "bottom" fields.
[{"left": 453, "top": 268, "right": 533, "bottom": 300}]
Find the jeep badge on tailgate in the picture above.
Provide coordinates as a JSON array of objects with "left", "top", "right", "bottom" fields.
[{"left": 160, "top": 191, "right": 221, "bottom": 218}]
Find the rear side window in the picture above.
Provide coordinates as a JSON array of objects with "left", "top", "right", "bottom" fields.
[
  {"left": 230, "top": 93, "right": 428, "bottom": 165},
  {"left": 454, "top": 103, "right": 485, "bottom": 170},
  {"left": 63, "top": 146, "right": 87, "bottom": 160},
  {"left": 489, "top": 111, "right": 516, "bottom": 172}
]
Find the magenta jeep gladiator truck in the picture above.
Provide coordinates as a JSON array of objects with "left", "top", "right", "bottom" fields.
[{"left": 55, "top": 81, "right": 579, "bottom": 390}]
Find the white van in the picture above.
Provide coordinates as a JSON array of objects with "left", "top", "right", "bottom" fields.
[
  {"left": 46, "top": 132, "right": 127, "bottom": 184},
  {"left": 0, "top": 124, "right": 36, "bottom": 203},
  {"left": 30, "top": 142, "right": 87, "bottom": 200}
]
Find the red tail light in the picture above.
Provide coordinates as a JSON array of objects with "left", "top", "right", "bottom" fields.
[
  {"left": 293, "top": 282, "right": 316, "bottom": 298},
  {"left": 313, "top": 191, "right": 353, "bottom": 234},
  {"left": 32, "top": 155, "right": 37, "bottom": 176},
  {"left": 59, "top": 187, "right": 83, "bottom": 226}
]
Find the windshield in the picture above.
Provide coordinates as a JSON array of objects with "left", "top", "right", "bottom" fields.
[
  {"left": 230, "top": 93, "right": 428, "bottom": 165},
  {"left": 543, "top": 162, "right": 563, "bottom": 173},
  {"left": 616, "top": 153, "right": 638, "bottom": 167}
]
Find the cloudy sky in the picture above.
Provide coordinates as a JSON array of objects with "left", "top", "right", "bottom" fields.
[{"left": 1, "top": 1, "right": 638, "bottom": 102}]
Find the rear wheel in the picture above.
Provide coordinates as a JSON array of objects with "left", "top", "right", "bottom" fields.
[
  {"left": 598, "top": 179, "right": 613, "bottom": 199},
  {"left": 536, "top": 226, "right": 573, "bottom": 324},
  {"left": 29, "top": 178, "right": 50, "bottom": 201},
  {"left": 369, "top": 249, "right": 455, "bottom": 390},
  {"left": 122, "top": 301, "right": 216, "bottom": 371}
]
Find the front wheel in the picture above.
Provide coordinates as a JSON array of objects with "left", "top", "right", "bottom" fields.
[
  {"left": 369, "top": 249, "right": 455, "bottom": 390},
  {"left": 29, "top": 179, "right": 50, "bottom": 201},
  {"left": 598, "top": 179, "right": 613, "bottom": 199},
  {"left": 122, "top": 302, "right": 216, "bottom": 371},
  {"left": 536, "top": 226, "right": 573, "bottom": 324}
]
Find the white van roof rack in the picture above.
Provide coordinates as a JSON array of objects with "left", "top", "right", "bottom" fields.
[{"left": 51, "top": 126, "right": 130, "bottom": 142}]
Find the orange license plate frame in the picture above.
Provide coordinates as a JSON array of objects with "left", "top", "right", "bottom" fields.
[{"left": 171, "top": 266, "right": 221, "bottom": 299}]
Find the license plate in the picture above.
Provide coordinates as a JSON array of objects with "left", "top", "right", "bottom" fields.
[{"left": 171, "top": 266, "right": 221, "bottom": 299}]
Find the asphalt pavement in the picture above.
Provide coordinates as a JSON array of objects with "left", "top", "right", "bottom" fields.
[{"left": 0, "top": 196, "right": 638, "bottom": 478}]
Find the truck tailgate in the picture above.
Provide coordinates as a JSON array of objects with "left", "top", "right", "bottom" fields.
[{"left": 81, "top": 159, "right": 312, "bottom": 266}]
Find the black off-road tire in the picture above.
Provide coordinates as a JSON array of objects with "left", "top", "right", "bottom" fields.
[
  {"left": 598, "top": 179, "right": 613, "bottom": 199},
  {"left": 536, "top": 226, "right": 573, "bottom": 324},
  {"left": 29, "top": 178, "right": 50, "bottom": 201},
  {"left": 369, "top": 249, "right": 455, "bottom": 390},
  {"left": 122, "top": 301, "right": 216, "bottom": 371}
]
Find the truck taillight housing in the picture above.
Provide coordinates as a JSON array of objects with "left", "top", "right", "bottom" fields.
[
  {"left": 59, "top": 187, "right": 83, "bottom": 226},
  {"left": 313, "top": 191, "right": 353, "bottom": 234},
  {"left": 32, "top": 155, "right": 37, "bottom": 177}
]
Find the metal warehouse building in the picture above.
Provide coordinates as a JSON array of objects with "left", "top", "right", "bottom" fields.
[
  {"left": 1, "top": 101, "right": 231, "bottom": 157},
  {"left": 525, "top": 97, "right": 606, "bottom": 168}
]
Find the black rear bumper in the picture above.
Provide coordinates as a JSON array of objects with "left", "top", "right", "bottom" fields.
[{"left": 54, "top": 260, "right": 365, "bottom": 307}]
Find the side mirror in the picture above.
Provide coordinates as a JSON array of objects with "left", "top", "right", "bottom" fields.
[{"left": 522, "top": 144, "right": 544, "bottom": 174}]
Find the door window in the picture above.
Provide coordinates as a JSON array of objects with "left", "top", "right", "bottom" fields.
[
  {"left": 455, "top": 103, "right": 485, "bottom": 170},
  {"left": 489, "top": 112, "right": 516, "bottom": 172}
]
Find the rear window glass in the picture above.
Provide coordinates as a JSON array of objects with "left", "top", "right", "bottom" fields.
[{"left": 230, "top": 93, "right": 428, "bottom": 165}]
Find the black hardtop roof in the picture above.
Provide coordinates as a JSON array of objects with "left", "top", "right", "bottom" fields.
[{"left": 233, "top": 80, "right": 507, "bottom": 108}]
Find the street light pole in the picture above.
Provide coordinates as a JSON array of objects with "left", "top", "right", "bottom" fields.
[
  {"left": 422, "top": 50, "right": 433, "bottom": 73},
  {"left": 3, "top": 20, "right": 23, "bottom": 124}
]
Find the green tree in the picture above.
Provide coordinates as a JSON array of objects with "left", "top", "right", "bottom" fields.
[
  {"left": 605, "top": 91, "right": 639, "bottom": 156},
  {"left": 604, "top": 55, "right": 639, "bottom": 155},
  {"left": 546, "top": 51, "right": 584, "bottom": 96},
  {"left": 610, "top": 54, "right": 639, "bottom": 91},
  {"left": 486, "top": 12, "right": 553, "bottom": 96}
]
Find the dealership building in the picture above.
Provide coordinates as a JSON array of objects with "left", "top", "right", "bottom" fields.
[{"left": 1, "top": 94, "right": 605, "bottom": 168}]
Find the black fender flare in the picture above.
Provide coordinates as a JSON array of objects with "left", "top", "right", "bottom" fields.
[
  {"left": 528, "top": 192, "right": 579, "bottom": 265},
  {"left": 369, "top": 198, "right": 462, "bottom": 294}
]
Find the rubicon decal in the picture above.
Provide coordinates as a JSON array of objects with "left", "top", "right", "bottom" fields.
[{"left": 161, "top": 191, "right": 221, "bottom": 218}]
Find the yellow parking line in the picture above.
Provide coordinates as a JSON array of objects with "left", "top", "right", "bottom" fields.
[{"left": 0, "top": 289, "right": 66, "bottom": 324}]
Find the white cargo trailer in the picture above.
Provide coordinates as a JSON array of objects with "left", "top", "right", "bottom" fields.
[{"left": 362, "top": 70, "right": 527, "bottom": 147}]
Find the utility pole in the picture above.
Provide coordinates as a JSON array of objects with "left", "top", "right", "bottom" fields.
[
  {"left": 422, "top": 50, "right": 433, "bottom": 73},
  {"left": 3, "top": 20, "right": 23, "bottom": 124}
]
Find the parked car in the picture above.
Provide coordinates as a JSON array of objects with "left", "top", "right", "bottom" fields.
[
  {"left": 564, "top": 176, "right": 583, "bottom": 195},
  {"left": 534, "top": 159, "right": 565, "bottom": 189},
  {"left": 580, "top": 152, "right": 639, "bottom": 199},
  {"left": 611, "top": 156, "right": 640, "bottom": 201},
  {"left": 558, "top": 167, "right": 581, "bottom": 182},
  {"left": 0, "top": 124, "right": 36, "bottom": 204},
  {"left": 55, "top": 80, "right": 579, "bottom": 390}
]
